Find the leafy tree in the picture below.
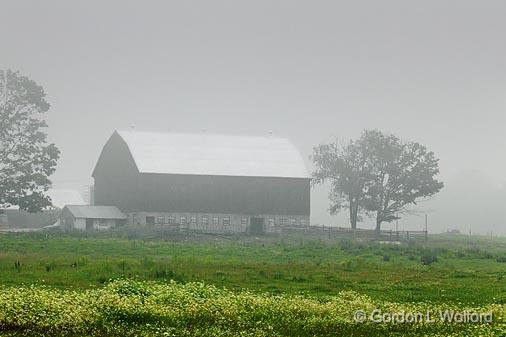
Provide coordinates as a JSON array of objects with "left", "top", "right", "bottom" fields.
[
  {"left": 359, "top": 130, "right": 444, "bottom": 231},
  {"left": 0, "top": 70, "right": 60, "bottom": 212},
  {"left": 311, "top": 139, "right": 373, "bottom": 229}
]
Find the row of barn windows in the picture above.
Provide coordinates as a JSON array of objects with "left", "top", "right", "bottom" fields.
[{"left": 144, "top": 215, "right": 306, "bottom": 226}]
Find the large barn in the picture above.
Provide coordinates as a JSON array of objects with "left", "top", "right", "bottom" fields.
[{"left": 92, "top": 130, "right": 310, "bottom": 233}]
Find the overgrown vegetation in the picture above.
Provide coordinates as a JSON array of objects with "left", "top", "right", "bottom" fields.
[
  {"left": 0, "top": 278, "right": 504, "bottom": 337},
  {"left": 0, "top": 231, "right": 505, "bottom": 305}
]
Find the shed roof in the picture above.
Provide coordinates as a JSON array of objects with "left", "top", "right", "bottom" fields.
[
  {"left": 115, "top": 130, "right": 310, "bottom": 178},
  {"left": 64, "top": 205, "right": 127, "bottom": 219}
]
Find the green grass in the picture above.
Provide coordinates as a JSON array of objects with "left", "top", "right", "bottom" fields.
[{"left": 0, "top": 231, "right": 505, "bottom": 305}]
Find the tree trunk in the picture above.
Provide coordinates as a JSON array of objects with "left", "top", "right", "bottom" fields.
[
  {"left": 375, "top": 214, "right": 382, "bottom": 233},
  {"left": 349, "top": 200, "right": 357, "bottom": 229}
]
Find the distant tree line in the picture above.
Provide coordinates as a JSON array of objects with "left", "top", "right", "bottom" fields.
[{"left": 312, "top": 130, "right": 443, "bottom": 231}]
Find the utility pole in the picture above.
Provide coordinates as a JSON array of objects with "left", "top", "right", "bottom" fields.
[{"left": 424, "top": 214, "right": 428, "bottom": 242}]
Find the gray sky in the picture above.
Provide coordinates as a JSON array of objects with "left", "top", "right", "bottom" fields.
[{"left": 2, "top": 0, "right": 506, "bottom": 233}]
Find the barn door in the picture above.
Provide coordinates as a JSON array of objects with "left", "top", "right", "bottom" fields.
[
  {"left": 85, "top": 219, "right": 94, "bottom": 231},
  {"left": 249, "top": 217, "right": 264, "bottom": 235}
]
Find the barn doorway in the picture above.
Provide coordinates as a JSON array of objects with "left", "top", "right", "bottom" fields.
[
  {"left": 249, "top": 217, "right": 264, "bottom": 235},
  {"left": 85, "top": 218, "right": 93, "bottom": 231}
]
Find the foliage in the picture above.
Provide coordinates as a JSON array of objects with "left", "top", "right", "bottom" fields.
[
  {"left": 312, "top": 130, "right": 443, "bottom": 231},
  {"left": 312, "top": 139, "right": 372, "bottom": 229},
  {"left": 0, "top": 279, "right": 504, "bottom": 337},
  {"left": 420, "top": 255, "right": 438, "bottom": 266},
  {"left": 0, "top": 69, "right": 60, "bottom": 212},
  {"left": 359, "top": 130, "right": 444, "bottom": 231}
]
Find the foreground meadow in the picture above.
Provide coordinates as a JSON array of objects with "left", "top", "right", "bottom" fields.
[
  {"left": 0, "top": 231, "right": 505, "bottom": 304},
  {"left": 0, "top": 230, "right": 505, "bottom": 336},
  {"left": 0, "top": 279, "right": 504, "bottom": 337}
]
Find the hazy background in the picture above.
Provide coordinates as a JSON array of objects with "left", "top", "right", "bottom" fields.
[{"left": 2, "top": 0, "right": 505, "bottom": 234}]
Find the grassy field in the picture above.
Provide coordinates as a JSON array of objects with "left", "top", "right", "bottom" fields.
[
  {"left": 0, "top": 230, "right": 505, "bottom": 336},
  {"left": 0, "top": 230, "right": 505, "bottom": 304}
]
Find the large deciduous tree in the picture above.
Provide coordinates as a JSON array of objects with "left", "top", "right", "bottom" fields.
[
  {"left": 359, "top": 130, "right": 444, "bottom": 231},
  {"left": 0, "top": 70, "right": 60, "bottom": 212},
  {"left": 312, "top": 139, "right": 373, "bottom": 229},
  {"left": 312, "top": 130, "right": 443, "bottom": 231}
]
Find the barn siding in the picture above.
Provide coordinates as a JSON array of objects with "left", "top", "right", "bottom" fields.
[
  {"left": 93, "top": 132, "right": 141, "bottom": 211},
  {"left": 93, "top": 131, "right": 310, "bottom": 219},
  {"left": 136, "top": 173, "right": 310, "bottom": 215},
  {"left": 74, "top": 218, "right": 86, "bottom": 231}
]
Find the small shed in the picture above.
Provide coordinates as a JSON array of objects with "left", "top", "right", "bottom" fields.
[{"left": 61, "top": 205, "right": 127, "bottom": 231}]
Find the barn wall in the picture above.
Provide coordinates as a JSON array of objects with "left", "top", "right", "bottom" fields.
[
  {"left": 74, "top": 218, "right": 86, "bottom": 231},
  {"left": 92, "top": 219, "right": 116, "bottom": 230},
  {"left": 92, "top": 131, "right": 140, "bottom": 211},
  {"left": 128, "top": 211, "right": 309, "bottom": 233},
  {"left": 135, "top": 173, "right": 310, "bottom": 215},
  {"left": 93, "top": 132, "right": 310, "bottom": 217},
  {"left": 60, "top": 207, "right": 75, "bottom": 231}
]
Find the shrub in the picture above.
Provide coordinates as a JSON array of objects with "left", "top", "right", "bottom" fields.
[{"left": 421, "top": 255, "right": 438, "bottom": 265}]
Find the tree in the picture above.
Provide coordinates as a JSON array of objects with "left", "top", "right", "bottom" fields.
[
  {"left": 0, "top": 70, "right": 60, "bottom": 212},
  {"left": 359, "top": 130, "right": 444, "bottom": 231},
  {"left": 311, "top": 139, "right": 373, "bottom": 229}
]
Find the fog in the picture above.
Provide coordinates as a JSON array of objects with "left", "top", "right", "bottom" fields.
[{"left": 2, "top": 0, "right": 505, "bottom": 234}]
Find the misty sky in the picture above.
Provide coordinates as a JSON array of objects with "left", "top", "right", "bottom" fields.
[{"left": 2, "top": 1, "right": 506, "bottom": 234}]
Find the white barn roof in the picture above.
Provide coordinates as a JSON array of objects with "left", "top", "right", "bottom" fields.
[
  {"left": 116, "top": 130, "right": 310, "bottom": 179},
  {"left": 64, "top": 205, "right": 127, "bottom": 219}
]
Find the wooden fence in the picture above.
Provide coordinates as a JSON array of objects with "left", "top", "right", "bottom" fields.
[{"left": 282, "top": 225, "right": 428, "bottom": 242}]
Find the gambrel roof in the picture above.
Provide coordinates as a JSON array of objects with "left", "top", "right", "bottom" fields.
[{"left": 110, "top": 130, "right": 310, "bottom": 179}]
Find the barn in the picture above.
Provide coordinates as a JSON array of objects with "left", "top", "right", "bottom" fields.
[{"left": 92, "top": 130, "right": 310, "bottom": 233}]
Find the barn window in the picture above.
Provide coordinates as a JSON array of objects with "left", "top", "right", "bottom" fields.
[
  {"left": 212, "top": 217, "right": 219, "bottom": 225},
  {"left": 280, "top": 218, "right": 288, "bottom": 225},
  {"left": 201, "top": 216, "right": 209, "bottom": 225},
  {"left": 290, "top": 218, "right": 296, "bottom": 225},
  {"left": 241, "top": 218, "right": 248, "bottom": 225},
  {"left": 180, "top": 216, "right": 187, "bottom": 225},
  {"left": 300, "top": 219, "right": 307, "bottom": 226},
  {"left": 168, "top": 216, "right": 176, "bottom": 224},
  {"left": 156, "top": 216, "right": 165, "bottom": 224},
  {"left": 190, "top": 216, "right": 197, "bottom": 225},
  {"left": 222, "top": 217, "right": 230, "bottom": 225}
]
